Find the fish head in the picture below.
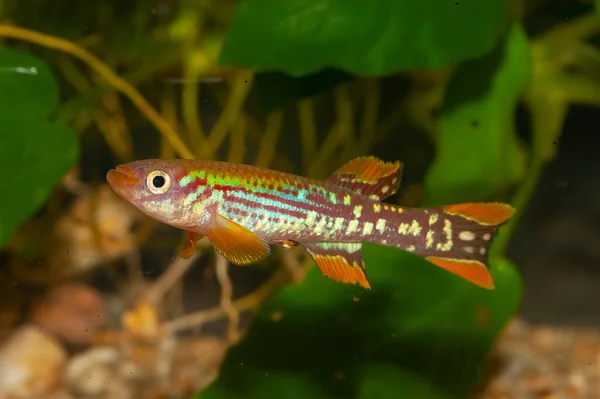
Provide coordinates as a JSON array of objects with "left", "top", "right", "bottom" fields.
[{"left": 106, "top": 159, "right": 204, "bottom": 229}]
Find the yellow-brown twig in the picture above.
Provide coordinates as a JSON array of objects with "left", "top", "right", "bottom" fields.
[
  {"left": 206, "top": 72, "right": 254, "bottom": 157},
  {"left": 182, "top": 71, "right": 208, "bottom": 157},
  {"left": 297, "top": 99, "right": 317, "bottom": 173},
  {"left": 144, "top": 252, "right": 200, "bottom": 306},
  {"left": 308, "top": 123, "right": 342, "bottom": 179},
  {"left": 215, "top": 255, "right": 239, "bottom": 342},
  {"left": 255, "top": 109, "right": 284, "bottom": 168},
  {"left": 160, "top": 85, "right": 179, "bottom": 159},
  {"left": 0, "top": 25, "right": 194, "bottom": 159},
  {"left": 164, "top": 266, "right": 292, "bottom": 334},
  {"left": 227, "top": 115, "right": 246, "bottom": 163}
]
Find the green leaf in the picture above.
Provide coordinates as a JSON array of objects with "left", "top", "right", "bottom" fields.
[
  {"left": 220, "top": 0, "right": 512, "bottom": 76},
  {"left": 0, "top": 48, "right": 79, "bottom": 247},
  {"left": 0, "top": 48, "right": 59, "bottom": 119},
  {"left": 253, "top": 68, "right": 355, "bottom": 114},
  {"left": 194, "top": 247, "right": 522, "bottom": 399},
  {"left": 596, "top": 0, "right": 600, "bottom": 22},
  {"left": 423, "top": 24, "right": 530, "bottom": 205}
]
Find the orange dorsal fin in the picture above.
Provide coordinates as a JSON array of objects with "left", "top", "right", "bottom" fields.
[
  {"left": 425, "top": 257, "right": 495, "bottom": 289},
  {"left": 443, "top": 203, "right": 516, "bottom": 226},
  {"left": 207, "top": 213, "right": 271, "bottom": 265},
  {"left": 179, "top": 231, "right": 204, "bottom": 259},
  {"left": 303, "top": 242, "right": 371, "bottom": 289},
  {"left": 325, "top": 156, "right": 403, "bottom": 201}
]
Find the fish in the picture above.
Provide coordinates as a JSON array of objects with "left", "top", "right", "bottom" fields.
[{"left": 106, "top": 156, "right": 515, "bottom": 290}]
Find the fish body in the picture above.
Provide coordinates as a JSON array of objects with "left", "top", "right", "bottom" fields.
[{"left": 106, "top": 156, "right": 515, "bottom": 290}]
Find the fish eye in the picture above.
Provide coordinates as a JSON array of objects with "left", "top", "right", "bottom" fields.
[{"left": 146, "top": 169, "right": 171, "bottom": 194}]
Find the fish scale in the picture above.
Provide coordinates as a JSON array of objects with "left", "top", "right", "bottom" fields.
[{"left": 106, "top": 156, "right": 516, "bottom": 290}]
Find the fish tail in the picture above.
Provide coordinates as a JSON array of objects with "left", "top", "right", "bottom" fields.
[{"left": 417, "top": 202, "right": 515, "bottom": 289}]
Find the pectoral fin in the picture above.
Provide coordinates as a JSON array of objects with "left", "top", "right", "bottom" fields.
[
  {"left": 207, "top": 213, "right": 271, "bottom": 265},
  {"left": 303, "top": 242, "right": 371, "bottom": 289},
  {"left": 178, "top": 231, "right": 204, "bottom": 259}
]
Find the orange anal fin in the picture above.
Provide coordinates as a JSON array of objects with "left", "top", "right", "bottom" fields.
[
  {"left": 207, "top": 213, "right": 271, "bottom": 265},
  {"left": 303, "top": 242, "right": 371, "bottom": 289},
  {"left": 443, "top": 203, "right": 516, "bottom": 226},
  {"left": 179, "top": 231, "right": 204, "bottom": 259},
  {"left": 425, "top": 257, "right": 495, "bottom": 289},
  {"left": 325, "top": 156, "right": 403, "bottom": 201}
]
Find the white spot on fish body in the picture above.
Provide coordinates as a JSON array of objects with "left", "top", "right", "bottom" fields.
[
  {"left": 362, "top": 222, "right": 374, "bottom": 236},
  {"left": 381, "top": 185, "right": 389, "bottom": 193},
  {"left": 426, "top": 230, "right": 434, "bottom": 249},
  {"left": 353, "top": 205, "right": 363, "bottom": 218},
  {"left": 459, "top": 231, "right": 476, "bottom": 241},
  {"left": 346, "top": 220, "right": 359, "bottom": 234},
  {"left": 398, "top": 223, "right": 409, "bottom": 235},
  {"left": 408, "top": 220, "right": 422, "bottom": 236},
  {"left": 306, "top": 211, "right": 317, "bottom": 226},
  {"left": 428, "top": 213, "right": 439, "bottom": 225},
  {"left": 375, "top": 218, "right": 387, "bottom": 233},
  {"left": 436, "top": 219, "right": 453, "bottom": 251}
]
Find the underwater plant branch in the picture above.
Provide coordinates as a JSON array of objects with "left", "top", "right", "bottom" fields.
[
  {"left": 359, "top": 78, "right": 381, "bottom": 150},
  {"left": 492, "top": 155, "right": 544, "bottom": 258},
  {"left": 163, "top": 266, "right": 292, "bottom": 334},
  {"left": 297, "top": 99, "right": 317, "bottom": 173},
  {"left": 215, "top": 254, "right": 240, "bottom": 343},
  {"left": 308, "top": 123, "right": 343, "bottom": 179},
  {"left": 57, "top": 55, "right": 93, "bottom": 97},
  {"left": 491, "top": 104, "right": 551, "bottom": 257},
  {"left": 182, "top": 73, "right": 208, "bottom": 157},
  {"left": 160, "top": 85, "right": 179, "bottom": 159},
  {"left": 255, "top": 109, "right": 284, "bottom": 168},
  {"left": 536, "top": 12, "right": 599, "bottom": 44},
  {"left": 57, "top": 49, "right": 182, "bottom": 124},
  {"left": 98, "top": 90, "right": 135, "bottom": 162},
  {"left": 227, "top": 115, "right": 246, "bottom": 163},
  {"left": 144, "top": 251, "right": 200, "bottom": 306},
  {"left": 280, "top": 247, "right": 309, "bottom": 282},
  {"left": 0, "top": 25, "right": 195, "bottom": 159},
  {"left": 206, "top": 71, "right": 254, "bottom": 157},
  {"left": 181, "top": 14, "right": 209, "bottom": 157}
]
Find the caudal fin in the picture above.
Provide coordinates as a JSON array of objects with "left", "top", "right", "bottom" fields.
[{"left": 422, "top": 202, "right": 515, "bottom": 290}]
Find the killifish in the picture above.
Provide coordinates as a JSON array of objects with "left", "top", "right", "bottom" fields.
[{"left": 106, "top": 156, "right": 515, "bottom": 290}]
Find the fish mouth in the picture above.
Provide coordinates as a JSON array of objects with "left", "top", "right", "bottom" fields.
[{"left": 106, "top": 165, "right": 140, "bottom": 190}]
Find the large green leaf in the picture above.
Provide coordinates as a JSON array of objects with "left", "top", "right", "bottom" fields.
[
  {"left": 194, "top": 247, "right": 522, "bottom": 399},
  {"left": 0, "top": 48, "right": 79, "bottom": 247},
  {"left": 220, "top": 0, "right": 512, "bottom": 76},
  {"left": 423, "top": 24, "right": 530, "bottom": 206},
  {"left": 0, "top": 49, "right": 59, "bottom": 119}
]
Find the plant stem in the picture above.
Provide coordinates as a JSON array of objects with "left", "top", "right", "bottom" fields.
[
  {"left": 0, "top": 25, "right": 194, "bottom": 159},
  {"left": 255, "top": 109, "right": 284, "bottom": 168},
  {"left": 297, "top": 99, "right": 316, "bottom": 173}
]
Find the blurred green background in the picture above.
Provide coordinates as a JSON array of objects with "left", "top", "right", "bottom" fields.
[{"left": 1, "top": 0, "right": 600, "bottom": 398}]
